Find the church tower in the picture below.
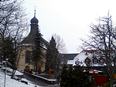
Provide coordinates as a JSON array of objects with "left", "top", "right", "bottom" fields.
[
  {"left": 22, "top": 10, "right": 39, "bottom": 45},
  {"left": 16, "top": 11, "right": 48, "bottom": 73}
]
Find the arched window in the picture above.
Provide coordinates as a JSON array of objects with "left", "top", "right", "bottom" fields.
[{"left": 25, "top": 50, "right": 32, "bottom": 64}]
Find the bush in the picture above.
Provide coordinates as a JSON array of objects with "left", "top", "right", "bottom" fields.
[{"left": 60, "top": 65, "right": 92, "bottom": 87}]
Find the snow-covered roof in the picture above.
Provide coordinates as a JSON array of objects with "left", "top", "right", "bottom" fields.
[
  {"left": 72, "top": 51, "right": 89, "bottom": 66},
  {"left": 67, "top": 60, "right": 75, "bottom": 65},
  {"left": 15, "top": 71, "right": 23, "bottom": 75},
  {"left": 69, "top": 50, "right": 106, "bottom": 66},
  {"left": 62, "top": 53, "right": 78, "bottom": 60}
]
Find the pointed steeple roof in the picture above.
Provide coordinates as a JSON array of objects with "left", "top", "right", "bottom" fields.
[{"left": 21, "top": 11, "right": 48, "bottom": 47}]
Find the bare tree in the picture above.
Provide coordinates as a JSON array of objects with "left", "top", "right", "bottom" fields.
[
  {"left": 82, "top": 14, "right": 116, "bottom": 87},
  {"left": 0, "top": 0, "right": 27, "bottom": 61},
  {"left": 0, "top": 1, "right": 27, "bottom": 79},
  {"left": 0, "top": 0, "right": 27, "bottom": 40},
  {"left": 0, "top": 0, "right": 28, "bottom": 79}
]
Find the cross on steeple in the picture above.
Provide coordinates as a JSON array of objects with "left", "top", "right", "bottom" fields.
[{"left": 34, "top": 9, "right": 36, "bottom": 17}]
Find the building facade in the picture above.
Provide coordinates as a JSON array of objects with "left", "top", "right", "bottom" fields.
[{"left": 16, "top": 14, "right": 48, "bottom": 73}]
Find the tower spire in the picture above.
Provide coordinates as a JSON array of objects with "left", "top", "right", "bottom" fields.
[{"left": 34, "top": 9, "right": 36, "bottom": 17}]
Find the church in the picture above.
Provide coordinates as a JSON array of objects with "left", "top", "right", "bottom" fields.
[{"left": 16, "top": 13, "right": 48, "bottom": 73}]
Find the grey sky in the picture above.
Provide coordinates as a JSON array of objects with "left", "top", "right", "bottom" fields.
[{"left": 23, "top": 0, "right": 116, "bottom": 53}]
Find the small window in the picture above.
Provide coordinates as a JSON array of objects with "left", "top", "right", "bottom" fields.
[
  {"left": 99, "top": 57, "right": 105, "bottom": 64},
  {"left": 92, "top": 56, "right": 98, "bottom": 64},
  {"left": 84, "top": 57, "right": 91, "bottom": 66}
]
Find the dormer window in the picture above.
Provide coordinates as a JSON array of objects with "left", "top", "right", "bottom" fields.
[
  {"left": 84, "top": 57, "right": 91, "bottom": 66},
  {"left": 99, "top": 57, "right": 105, "bottom": 65},
  {"left": 75, "top": 59, "right": 80, "bottom": 65},
  {"left": 92, "top": 56, "right": 98, "bottom": 64}
]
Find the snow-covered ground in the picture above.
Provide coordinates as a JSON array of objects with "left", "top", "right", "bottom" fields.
[{"left": 0, "top": 69, "right": 40, "bottom": 87}]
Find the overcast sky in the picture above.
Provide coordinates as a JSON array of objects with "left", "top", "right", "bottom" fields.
[{"left": 23, "top": 0, "right": 116, "bottom": 53}]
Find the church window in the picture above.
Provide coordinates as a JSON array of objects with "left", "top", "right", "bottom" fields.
[{"left": 25, "top": 50, "right": 32, "bottom": 64}]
